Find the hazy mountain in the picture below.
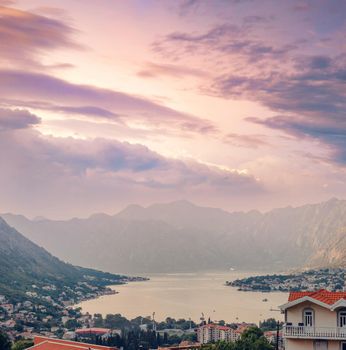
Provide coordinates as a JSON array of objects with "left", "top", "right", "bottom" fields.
[
  {"left": 0, "top": 217, "right": 125, "bottom": 301},
  {"left": 2, "top": 198, "right": 346, "bottom": 274}
]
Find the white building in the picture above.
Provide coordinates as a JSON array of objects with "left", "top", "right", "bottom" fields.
[
  {"left": 279, "top": 289, "right": 346, "bottom": 350},
  {"left": 196, "top": 324, "right": 240, "bottom": 344}
]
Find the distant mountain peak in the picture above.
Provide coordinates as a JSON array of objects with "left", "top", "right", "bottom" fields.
[
  {"left": 33, "top": 216, "right": 48, "bottom": 222},
  {"left": 325, "top": 197, "right": 342, "bottom": 205},
  {"left": 166, "top": 199, "right": 197, "bottom": 206},
  {"left": 3, "top": 197, "right": 346, "bottom": 273},
  {"left": 124, "top": 203, "right": 145, "bottom": 211}
]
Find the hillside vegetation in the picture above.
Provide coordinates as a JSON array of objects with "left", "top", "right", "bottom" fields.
[{"left": 0, "top": 217, "right": 126, "bottom": 302}]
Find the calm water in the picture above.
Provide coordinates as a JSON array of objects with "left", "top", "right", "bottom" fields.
[{"left": 78, "top": 271, "right": 288, "bottom": 324}]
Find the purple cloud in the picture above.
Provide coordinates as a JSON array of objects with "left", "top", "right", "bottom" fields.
[
  {"left": 0, "top": 125, "right": 262, "bottom": 217},
  {"left": 0, "top": 4, "right": 79, "bottom": 67},
  {"left": 137, "top": 61, "right": 209, "bottom": 79},
  {"left": 0, "top": 108, "right": 40, "bottom": 130},
  {"left": 0, "top": 70, "right": 216, "bottom": 135},
  {"left": 216, "top": 54, "right": 346, "bottom": 163},
  {"left": 224, "top": 133, "right": 269, "bottom": 148},
  {"left": 151, "top": 5, "right": 346, "bottom": 164},
  {"left": 152, "top": 19, "right": 293, "bottom": 67}
]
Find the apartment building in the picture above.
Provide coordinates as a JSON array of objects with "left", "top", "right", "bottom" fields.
[{"left": 196, "top": 324, "right": 240, "bottom": 344}]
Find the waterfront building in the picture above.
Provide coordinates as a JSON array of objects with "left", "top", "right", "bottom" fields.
[{"left": 280, "top": 289, "right": 346, "bottom": 350}]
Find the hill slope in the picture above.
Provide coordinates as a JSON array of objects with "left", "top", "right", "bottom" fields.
[
  {"left": 0, "top": 217, "right": 127, "bottom": 303},
  {"left": 3, "top": 198, "right": 346, "bottom": 273}
]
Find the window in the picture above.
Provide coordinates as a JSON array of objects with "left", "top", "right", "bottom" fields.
[
  {"left": 314, "top": 340, "right": 327, "bottom": 350},
  {"left": 341, "top": 342, "right": 346, "bottom": 350},
  {"left": 303, "top": 308, "right": 314, "bottom": 327},
  {"left": 339, "top": 310, "right": 346, "bottom": 327}
]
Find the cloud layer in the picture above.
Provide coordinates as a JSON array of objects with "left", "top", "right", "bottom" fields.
[
  {"left": 0, "top": 69, "right": 216, "bottom": 135},
  {"left": 0, "top": 109, "right": 260, "bottom": 217},
  {"left": 1, "top": 0, "right": 346, "bottom": 216},
  {"left": 152, "top": 1, "right": 346, "bottom": 164},
  {"left": 0, "top": 4, "right": 78, "bottom": 67},
  {"left": 0, "top": 108, "right": 40, "bottom": 130}
]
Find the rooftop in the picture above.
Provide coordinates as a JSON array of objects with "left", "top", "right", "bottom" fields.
[
  {"left": 199, "top": 324, "right": 231, "bottom": 331},
  {"left": 288, "top": 289, "right": 346, "bottom": 305},
  {"left": 30, "top": 336, "right": 118, "bottom": 350}
]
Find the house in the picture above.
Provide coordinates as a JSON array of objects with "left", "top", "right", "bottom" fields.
[
  {"left": 196, "top": 324, "right": 240, "bottom": 344},
  {"left": 28, "top": 336, "right": 118, "bottom": 350},
  {"left": 279, "top": 289, "right": 346, "bottom": 350},
  {"left": 2, "top": 304, "right": 14, "bottom": 314}
]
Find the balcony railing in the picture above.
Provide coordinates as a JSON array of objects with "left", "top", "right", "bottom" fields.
[{"left": 284, "top": 325, "right": 346, "bottom": 340}]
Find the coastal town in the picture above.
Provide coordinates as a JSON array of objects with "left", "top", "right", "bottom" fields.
[
  {"left": 0, "top": 275, "right": 147, "bottom": 341},
  {"left": 227, "top": 268, "right": 346, "bottom": 292},
  {"left": 0, "top": 286, "right": 283, "bottom": 349},
  {"left": 0, "top": 288, "right": 280, "bottom": 343}
]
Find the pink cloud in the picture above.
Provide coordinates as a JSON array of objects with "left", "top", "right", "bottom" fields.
[
  {"left": 0, "top": 108, "right": 40, "bottom": 130},
  {"left": 0, "top": 120, "right": 262, "bottom": 217},
  {"left": 0, "top": 3, "right": 80, "bottom": 67},
  {"left": 0, "top": 69, "right": 217, "bottom": 135}
]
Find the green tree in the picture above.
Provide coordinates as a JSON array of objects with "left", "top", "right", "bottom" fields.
[
  {"left": 163, "top": 332, "right": 168, "bottom": 345},
  {"left": 234, "top": 327, "right": 273, "bottom": 350},
  {"left": 259, "top": 319, "right": 282, "bottom": 331},
  {"left": 93, "top": 314, "right": 104, "bottom": 327},
  {"left": 12, "top": 340, "right": 34, "bottom": 350},
  {"left": 215, "top": 341, "right": 235, "bottom": 350},
  {"left": 241, "top": 326, "right": 264, "bottom": 341},
  {"left": 168, "top": 334, "right": 181, "bottom": 346},
  {"left": 65, "top": 319, "right": 81, "bottom": 330},
  {"left": 105, "top": 314, "right": 130, "bottom": 329},
  {"left": 0, "top": 331, "right": 11, "bottom": 350},
  {"left": 14, "top": 322, "right": 24, "bottom": 332}
]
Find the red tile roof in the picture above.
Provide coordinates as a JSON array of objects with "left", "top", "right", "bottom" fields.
[
  {"left": 201, "top": 324, "right": 231, "bottom": 331},
  {"left": 33, "top": 336, "right": 117, "bottom": 350},
  {"left": 288, "top": 289, "right": 346, "bottom": 305}
]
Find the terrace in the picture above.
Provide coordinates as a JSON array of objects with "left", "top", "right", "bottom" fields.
[{"left": 283, "top": 325, "right": 346, "bottom": 340}]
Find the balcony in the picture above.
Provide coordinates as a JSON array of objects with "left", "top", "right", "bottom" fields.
[{"left": 284, "top": 326, "right": 346, "bottom": 340}]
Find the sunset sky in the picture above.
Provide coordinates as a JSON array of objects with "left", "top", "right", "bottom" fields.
[{"left": 1, "top": 0, "right": 346, "bottom": 218}]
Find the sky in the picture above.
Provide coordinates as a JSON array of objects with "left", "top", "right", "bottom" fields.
[{"left": 0, "top": 0, "right": 346, "bottom": 218}]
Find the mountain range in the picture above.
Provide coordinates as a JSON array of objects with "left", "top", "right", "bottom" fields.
[
  {"left": 2, "top": 198, "right": 346, "bottom": 274},
  {"left": 0, "top": 217, "right": 125, "bottom": 302}
]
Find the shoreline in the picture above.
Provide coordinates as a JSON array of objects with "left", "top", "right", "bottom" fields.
[
  {"left": 76, "top": 271, "right": 287, "bottom": 323},
  {"left": 73, "top": 276, "right": 150, "bottom": 305}
]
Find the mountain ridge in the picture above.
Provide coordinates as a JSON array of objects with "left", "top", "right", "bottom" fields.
[
  {"left": 0, "top": 217, "right": 126, "bottom": 303},
  {"left": 2, "top": 198, "right": 346, "bottom": 274}
]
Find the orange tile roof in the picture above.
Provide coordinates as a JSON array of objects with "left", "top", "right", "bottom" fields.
[
  {"left": 33, "top": 336, "right": 117, "bottom": 350},
  {"left": 201, "top": 324, "right": 231, "bottom": 331},
  {"left": 288, "top": 289, "right": 346, "bottom": 305}
]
